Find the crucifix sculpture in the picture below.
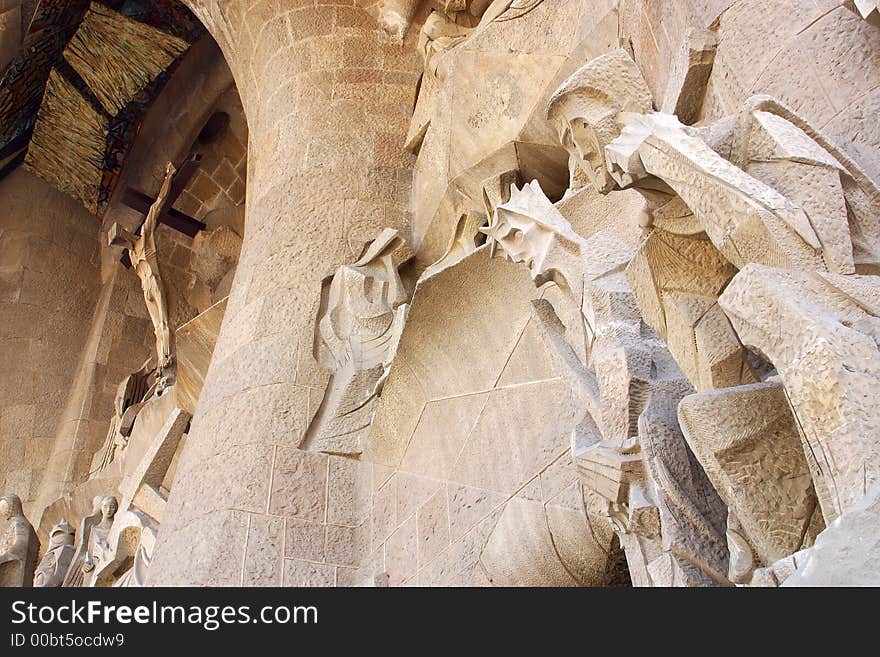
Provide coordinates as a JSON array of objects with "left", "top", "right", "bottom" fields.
[
  {"left": 107, "top": 157, "right": 204, "bottom": 389},
  {"left": 118, "top": 154, "right": 206, "bottom": 256}
]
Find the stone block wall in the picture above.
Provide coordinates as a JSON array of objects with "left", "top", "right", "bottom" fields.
[
  {"left": 175, "top": 86, "right": 249, "bottom": 221},
  {"left": 33, "top": 263, "right": 157, "bottom": 512},
  {"left": 0, "top": 168, "right": 101, "bottom": 515},
  {"left": 148, "top": 0, "right": 425, "bottom": 586}
]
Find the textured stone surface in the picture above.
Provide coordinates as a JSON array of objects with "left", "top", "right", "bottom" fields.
[
  {"left": 719, "top": 265, "right": 880, "bottom": 522},
  {"left": 783, "top": 482, "right": 880, "bottom": 586},
  {"left": 147, "top": 0, "right": 421, "bottom": 585},
  {"left": 175, "top": 298, "right": 228, "bottom": 415},
  {"left": 0, "top": 169, "right": 101, "bottom": 516},
  {"left": 679, "top": 382, "right": 821, "bottom": 574},
  {"left": 4, "top": 0, "right": 880, "bottom": 589}
]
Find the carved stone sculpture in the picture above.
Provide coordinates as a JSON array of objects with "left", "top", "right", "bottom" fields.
[
  {"left": 378, "top": 0, "right": 420, "bottom": 43},
  {"left": 546, "top": 49, "right": 654, "bottom": 196},
  {"left": 486, "top": 0, "right": 546, "bottom": 23},
  {"left": 91, "top": 360, "right": 155, "bottom": 473},
  {"left": 33, "top": 519, "right": 75, "bottom": 588},
  {"left": 417, "top": 11, "right": 474, "bottom": 78},
  {"left": 546, "top": 50, "right": 880, "bottom": 394},
  {"left": 542, "top": 47, "right": 880, "bottom": 585},
  {"left": 742, "top": 480, "right": 880, "bottom": 587},
  {"left": 484, "top": 180, "right": 730, "bottom": 585},
  {"left": 406, "top": 0, "right": 547, "bottom": 62},
  {"left": 63, "top": 496, "right": 101, "bottom": 587},
  {"left": 442, "top": 0, "right": 494, "bottom": 18},
  {"left": 118, "top": 405, "right": 190, "bottom": 517},
  {"left": 0, "top": 494, "right": 39, "bottom": 587},
  {"left": 7, "top": 0, "right": 880, "bottom": 591},
  {"left": 108, "top": 162, "right": 178, "bottom": 387},
  {"left": 719, "top": 264, "right": 880, "bottom": 523},
  {"left": 845, "top": 0, "right": 880, "bottom": 25},
  {"left": 678, "top": 381, "right": 823, "bottom": 583},
  {"left": 62, "top": 495, "right": 117, "bottom": 587},
  {"left": 606, "top": 110, "right": 846, "bottom": 272},
  {"left": 308, "top": 228, "right": 413, "bottom": 455},
  {"left": 625, "top": 229, "right": 755, "bottom": 392},
  {"left": 421, "top": 210, "right": 487, "bottom": 278},
  {"left": 660, "top": 28, "right": 717, "bottom": 125},
  {"left": 91, "top": 510, "right": 158, "bottom": 588},
  {"left": 777, "top": 481, "right": 880, "bottom": 586}
]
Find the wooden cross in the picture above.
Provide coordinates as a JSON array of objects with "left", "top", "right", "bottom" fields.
[{"left": 119, "top": 154, "right": 206, "bottom": 268}]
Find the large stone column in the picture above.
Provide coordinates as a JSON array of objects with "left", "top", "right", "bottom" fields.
[{"left": 148, "top": 1, "right": 419, "bottom": 585}]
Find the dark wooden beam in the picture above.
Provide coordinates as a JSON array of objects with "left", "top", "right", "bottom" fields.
[
  {"left": 118, "top": 154, "right": 206, "bottom": 268},
  {"left": 121, "top": 153, "right": 205, "bottom": 237},
  {"left": 167, "top": 153, "right": 203, "bottom": 207},
  {"left": 121, "top": 189, "right": 205, "bottom": 237}
]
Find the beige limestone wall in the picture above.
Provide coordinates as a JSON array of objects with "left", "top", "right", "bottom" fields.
[
  {"left": 148, "top": 0, "right": 422, "bottom": 585},
  {"left": 0, "top": 168, "right": 101, "bottom": 516},
  {"left": 33, "top": 262, "right": 155, "bottom": 519}
]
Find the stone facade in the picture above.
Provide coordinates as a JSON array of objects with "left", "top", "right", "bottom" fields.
[{"left": 1, "top": 0, "right": 879, "bottom": 587}]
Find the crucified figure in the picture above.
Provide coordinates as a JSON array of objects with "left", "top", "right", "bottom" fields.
[{"left": 109, "top": 162, "right": 177, "bottom": 382}]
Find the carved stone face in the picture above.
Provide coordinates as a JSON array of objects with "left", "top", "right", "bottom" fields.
[
  {"left": 486, "top": 181, "right": 584, "bottom": 294},
  {"left": 492, "top": 214, "right": 557, "bottom": 282},
  {"left": 547, "top": 51, "right": 654, "bottom": 194},
  {"left": 557, "top": 115, "right": 616, "bottom": 194},
  {"left": 0, "top": 495, "right": 20, "bottom": 520},
  {"left": 101, "top": 497, "right": 118, "bottom": 521}
]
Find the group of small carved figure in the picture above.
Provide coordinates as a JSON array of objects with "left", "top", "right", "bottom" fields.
[{"left": 0, "top": 493, "right": 122, "bottom": 588}]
